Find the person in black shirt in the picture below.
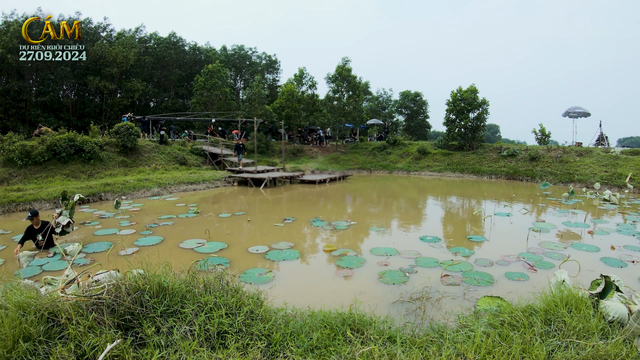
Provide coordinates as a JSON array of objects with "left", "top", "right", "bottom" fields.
[
  {"left": 169, "top": 124, "right": 177, "bottom": 141},
  {"left": 234, "top": 141, "right": 247, "bottom": 169},
  {"left": 13, "top": 209, "right": 57, "bottom": 255}
]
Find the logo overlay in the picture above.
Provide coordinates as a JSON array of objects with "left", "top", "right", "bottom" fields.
[{"left": 19, "top": 15, "right": 86, "bottom": 61}]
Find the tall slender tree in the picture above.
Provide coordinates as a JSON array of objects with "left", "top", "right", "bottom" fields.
[{"left": 396, "top": 90, "right": 431, "bottom": 141}]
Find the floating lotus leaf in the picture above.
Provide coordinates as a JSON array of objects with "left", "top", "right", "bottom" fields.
[
  {"left": 134, "top": 236, "right": 164, "bottom": 247},
  {"left": 158, "top": 215, "right": 176, "bottom": 219},
  {"left": 474, "top": 258, "right": 494, "bottom": 267},
  {"left": 429, "top": 243, "right": 445, "bottom": 248},
  {"left": 323, "top": 245, "right": 337, "bottom": 252},
  {"left": 239, "top": 268, "right": 275, "bottom": 284},
  {"left": 336, "top": 269, "right": 354, "bottom": 277},
  {"left": 284, "top": 217, "right": 296, "bottom": 221},
  {"left": 146, "top": 224, "right": 159, "bottom": 228},
  {"left": 539, "top": 182, "right": 551, "bottom": 189},
  {"left": 311, "top": 221, "right": 328, "bottom": 227},
  {"left": 195, "top": 256, "right": 230, "bottom": 270},
  {"left": 160, "top": 195, "right": 172, "bottom": 198},
  {"left": 158, "top": 222, "right": 174, "bottom": 226},
  {"left": 265, "top": 249, "right": 300, "bottom": 261},
  {"left": 414, "top": 257, "right": 440, "bottom": 268},
  {"left": 623, "top": 245, "right": 640, "bottom": 252},
  {"left": 399, "top": 250, "right": 421, "bottom": 259},
  {"left": 440, "top": 260, "right": 473, "bottom": 272},
  {"left": 505, "top": 271, "right": 529, "bottom": 281},
  {"left": 495, "top": 260, "right": 510, "bottom": 266},
  {"left": 331, "top": 249, "right": 357, "bottom": 257},
  {"left": 82, "top": 242, "right": 113, "bottom": 253},
  {"left": 99, "top": 212, "right": 116, "bottom": 218},
  {"left": 620, "top": 254, "right": 640, "bottom": 262},
  {"left": 531, "top": 227, "right": 551, "bottom": 233},
  {"left": 377, "top": 261, "right": 390, "bottom": 266},
  {"left": 235, "top": 212, "right": 247, "bottom": 216},
  {"left": 334, "top": 226, "right": 349, "bottom": 230},
  {"left": 370, "top": 247, "right": 398, "bottom": 256},
  {"left": 467, "top": 235, "right": 488, "bottom": 242},
  {"left": 544, "top": 251, "right": 568, "bottom": 260},
  {"left": 178, "top": 214, "right": 197, "bottom": 218},
  {"left": 518, "top": 252, "right": 543, "bottom": 262},
  {"left": 42, "top": 260, "right": 70, "bottom": 271},
  {"left": 543, "top": 191, "right": 552, "bottom": 195},
  {"left": 616, "top": 228, "right": 640, "bottom": 237},
  {"left": 93, "top": 228, "right": 119, "bottom": 236},
  {"left": 570, "top": 243, "right": 600, "bottom": 252},
  {"left": 592, "top": 230, "right": 610, "bottom": 236},
  {"left": 494, "top": 212, "right": 512, "bottom": 217},
  {"left": 532, "top": 260, "right": 555, "bottom": 270},
  {"left": 271, "top": 241, "right": 294, "bottom": 250},
  {"left": 441, "top": 274, "right": 463, "bottom": 286},
  {"left": 336, "top": 256, "right": 367, "bottom": 269},
  {"left": 189, "top": 204, "right": 198, "bottom": 207},
  {"left": 551, "top": 213, "right": 567, "bottom": 218},
  {"left": 115, "top": 216, "right": 130, "bottom": 219},
  {"left": 0, "top": 258, "right": 4, "bottom": 265},
  {"left": 218, "top": 213, "right": 232, "bottom": 218},
  {"left": 625, "top": 215, "right": 640, "bottom": 222},
  {"left": 118, "top": 229, "right": 136, "bottom": 236},
  {"left": 0, "top": 230, "right": 12, "bottom": 235},
  {"left": 539, "top": 241, "right": 567, "bottom": 251},
  {"left": 0, "top": 245, "right": 5, "bottom": 251},
  {"left": 248, "top": 245, "right": 270, "bottom": 254},
  {"left": 118, "top": 247, "right": 139, "bottom": 256},
  {"left": 369, "top": 227, "right": 386, "bottom": 232},
  {"left": 193, "top": 241, "right": 227, "bottom": 253},
  {"left": 599, "top": 227, "right": 616, "bottom": 233},
  {"left": 165, "top": 197, "right": 179, "bottom": 201},
  {"left": 128, "top": 208, "right": 140, "bottom": 212},
  {"left": 532, "top": 222, "right": 557, "bottom": 229},
  {"left": 15, "top": 266, "right": 43, "bottom": 278},
  {"left": 274, "top": 223, "right": 285, "bottom": 227},
  {"left": 600, "top": 257, "right": 628, "bottom": 268},
  {"left": 29, "top": 254, "right": 62, "bottom": 267},
  {"left": 527, "top": 247, "right": 545, "bottom": 254},
  {"left": 419, "top": 235, "right": 441, "bottom": 243},
  {"left": 12, "top": 235, "right": 22, "bottom": 241},
  {"left": 73, "top": 257, "right": 94, "bottom": 266},
  {"left": 449, "top": 247, "right": 474, "bottom": 257},
  {"left": 378, "top": 270, "right": 409, "bottom": 285},
  {"left": 148, "top": 196, "right": 161, "bottom": 200},
  {"left": 140, "top": 230, "right": 153, "bottom": 235},
  {"left": 562, "top": 222, "right": 590, "bottom": 228},
  {"left": 332, "top": 221, "right": 351, "bottom": 227},
  {"left": 85, "top": 222, "right": 100, "bottom": 226},
  {"left": 569, "top": 209, "right": 587, "bottom": 215},
  {"left": 119, "top": 221, "right": 136, "bottom": 227},
  {"left": 462, "top": 271, "right": 495, "bottom": 286},
  {"left": 179, "top": 239, "right": 207, "bottom": 249},
  {"left": 176, "top": 204, "right": 186, "bottom": 207},
  {"left": 49, "top": 243, "right": 78, "bottom": 255},
  {"left": 501, "top": 254, "right": 519, "bottom": 262}
]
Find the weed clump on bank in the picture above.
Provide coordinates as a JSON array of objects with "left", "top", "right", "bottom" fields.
[{"left": 0, "top": 269, "right": 636, "bottom": 359}]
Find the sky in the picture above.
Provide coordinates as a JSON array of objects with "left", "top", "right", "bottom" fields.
[{"left": 5, "top": 1, "right": 639, "bottom": 144}]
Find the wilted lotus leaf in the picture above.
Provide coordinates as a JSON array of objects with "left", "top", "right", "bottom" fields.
[{"left": 248, "top": 245, "right": 270, "bottom": 254}]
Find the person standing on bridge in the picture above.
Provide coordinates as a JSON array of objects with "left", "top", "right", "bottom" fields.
[{"left": 234, "top": 140, "right": 247, "bottom": 169}]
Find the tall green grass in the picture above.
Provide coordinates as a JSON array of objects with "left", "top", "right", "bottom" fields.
[{"left": 0, "top": 269, "right": 636, "bottom": 359}]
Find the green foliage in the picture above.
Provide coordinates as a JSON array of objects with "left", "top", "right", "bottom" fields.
[
  {"left": 191, "top": 62, "right": 236, "bottom": 113},
  {"left": 397, "top": 90, "right": 431, "bottom": 141},
  {"left": 248, "top": 133, "right": 275, "bottom": 155},
  {"left": 532, "top": 123, "right": 552, "bottom": 146},
  {"left": 324, "top": 57, "right": 371, "bottom": 134},
  {"left": 189, "top": 144, "right": 206, "bottom": 157},
  {"left": 442, "top": 84, "right": 490, "bottom": 150},
  {"left": 272, "top": 67, "right": 321, "bottom": 131},
  {"left": 416, "top": 143, "right": 432, "bottom": 156},
  {"left": 428, "top": 130, "right": 445, "bottom": 141},
  {"left": 0, "top": 131, "right": 101, "bottom": 166},
  {"left": 616, "top": 136, "right": 640, "bottom": 148},
  {"left": 385, "top": 135, "right": 404, "bottom": 146},
  {"left": 500, "top": 147, "right": 522, "bottom": 157},
  {"left": 484, "top": 123, "right": 502, "bottom": 144},
  {"left": 621, "top": 148, "right": 640, "bottom": 156},
  {"left": 365, "top": 88, "right": 400, "bottom": 134},
  {"left": 110, "top": 123, "right": 140, "bottom": 154},
  {"left": 88, "top": 123, "right": 101, "bottom": 139},
  {"left": 527, "top": 149, "right": 541, "bottom": 161},
  {"left": 500, "top": 138, "right": 527, "bottom": 145}
]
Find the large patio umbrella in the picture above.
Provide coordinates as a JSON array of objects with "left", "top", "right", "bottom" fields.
[
  {"left": 562, "top": 106, "right": 591, "bottom": 145},
  {"left": 366, "top": 119, "right": 384, "bottom": 125}
]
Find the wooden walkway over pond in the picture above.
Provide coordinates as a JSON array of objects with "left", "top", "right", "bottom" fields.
[
  {"left": 298, "top": 173, "right": 352, "bottom": 184},
  {"left": 226, "top": 171, "right": 304, "bottom": 188}
]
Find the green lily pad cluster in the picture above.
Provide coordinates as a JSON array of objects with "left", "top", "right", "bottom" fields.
[
  {"left": 370, "top": 247, "right": 399, "bottom": 256},
  {"left": 239, "top": 268, "right": 275, "bottom": 285},
  {"left": 265, "top": 249, "right": 301, "bottom": 262},
  {"left": 134, "top": 236, "right": 165, "bottom": 247},
  {"left": 193, "top": 241, "right": 227, "bottom": 253}
]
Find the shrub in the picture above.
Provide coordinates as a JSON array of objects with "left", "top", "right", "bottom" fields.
[
  {"left": 500, "top": 147, "right": 522, "bottom": 157},
  {"left": 189, "top": 144, "right": 205, "bottom": 157},
  {"left": 415, "top": 143, "right": 431, "bottom": 156},
  {"left": 385, "top": 135, "right": 404, "bottom": 146},
  {"left": 527, "top": 149, "right": 540, "bottom": 161},
  {"left": 248, "top": 133, "right": 274, "bottom": 155},
  {"left": 286, "top": 146, "right": 304, "bottom": 157},
  {"left": 110, "top": 122, "right": 140, "bottom": 154},
  {"left": 621, "top": 148, "right": 640, "bottom": 156},
  {"left": 0, "top": 131, "right": 101, "bottom": 166},
  {"left": 88, "top": 123, "right": 101, "bottom": 139}
]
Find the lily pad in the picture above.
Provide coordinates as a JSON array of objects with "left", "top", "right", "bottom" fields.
[
  {"left": 239, "top": 268, "right": 275, "bottom": 285},
  {"left": 532, "top": 222, "right": 557, "bottom": 229},
  {"left": 93, "top": 228, "right": 119, "bottom": 236},
  {"left": 466, "top": 235, "right": 488, "bottom": 242},
  {"left": 332, "top": 221, "right": 351, "bottom": 227},
  {"left": 42, "top": 260, "right": 71, "bottom": 271},
  {"left": 117, "top": 229, "right": 137, "bottom": 236},
  {"left": 179, "top": 239, "right": 207, "bottom": 249},
  {"left": 82, "top": 242, "right": 113, "bottom": 253},
  {"left": 84, "top": 222, "right": 100, "bottom": 226},
  {"left": 175, "top": 204, "right": 186, "bottom": 207},
  {"left": 369, "top": 227, "right": 386, "bottom": 232},
  {"left": 600, "top": 257, "right": 628, "bottom": 268},
  {"left": 440, "top": 260, "right": 474, "bottom": 272},
  {"left": 590, "top": 219, "right": 609, "bottom": 224},
  {"left": 622, "top": 245, "right": 640, "bottom": 252},
  {"left": 140, "top": 230, "right": 153, "bottom": 235},
  {"left": 0, "top": 230, "right": 12, "bottom": 235},
  {"left": 119, "top": 248, "right": 139, "bottom": 256},
  {"left": 15, "top": 266, "right": 43, "bottom": 279},
  {"left": 570, "top": 243, "right": 600, "bottom": 252},
  {"left": 494, "top": 212, "right": 512, "bottom": 217},
  {"left": 518, "top": 252, "right": 543, "bottom": 262},
  {"left": 527, "top": 247, "right": 545, "bottom": 254},
  {"left": 265, "top": 249, "right": 300, "bottom": 261},
  {"left": 539, "top": 241, "right": 567, "bottom": 251},
  {"left": 370, "top": 247, "right": 399, "bottom": 256},
  {"left": 474, "top": 258, "right": 494, "bottom": 267},
  {"left": 0, "top": 245, "right": 5, "bottom": 251},
  {"left": 336, "top": 256, "right": 367, "bottom": 269},
  {"left": 165, "top": 197, "right": 179, "bottom": 201},
  {"left": 616, "top": 228, "right": 640, "bottom": 237},
  {"left": 178, "top": 214, "right": 197, "bottom": 218},
  {"left": 449, "top": 247, "right": 474, "bottom": 257},
  {"left": 539, "top": 182, "right": 551, "bottom": 189},
  {"left": 562, "top": 222, "right": 590, "bottom": 228},
  {"left": 544, "top": 251, "right": 568, "bottom": 260},
  {"left": 336, "top": 269, "right": 354, "bottom": 277},
  {"left": 501, "top": 254, "right": 519, "bottom": 262},
  {"left": 12, "top": 235, "right": 22, "bottom": 241},
  {"left": 331, "top": 249, "right": 357, "bottom": 257},
  {"left": 323, "top": 245, "right": 337, "bottom": 252},
  {"left": 134, "top": 236, "right": 165, "bottom": 247},
  {"left": 334, "top": 226, "right": 349, "bottom": 230},
  {"left": 0, "top": 259, "right": 3, "bottom": 266},
  {"left": 378, "top": 270, "right": 409, "bottom": 285},
  {"left": 462, "top": 271, "right": 495, "bottom": 286},
  {"left": 271, "top": 241, "right": 295, "bottom": 250},
  {"left": 158, "top": 222, "right": 174, "bottom": 226},
  {"left": 619, "top": 254, "right": 640, "bottom": 262},
  {"left": 441, "top": 274, "right": 463, "bottom": 286},
  {"left": 592, "top": 230, "right": 610, "bottom": 236},
  {"left": 419, "top": 235, "right": 441, "bottom": 243},
  {"left": 235, "top": 212, "right": 247, "bottom": 216},
  {"left": 495, "top": 260, "right": 510, "bottom": 266},
  {"left": 73, "top": 257, "right": 95, "bottom": 266},
  {"left": 414, "top": 257, "right": 440, "bottom": 268},
  {"left": 158, "top": 215, "right": 176, "bottom": 219},
  {"left": 399, "top": 250, "right": 421, "bottom": 259},
  {"left": 193, "top": 241, "right": 227, "bottom": 253},
  {"left": 505, "top": 271, "right": 529, "bottom": 281},
  {"left": 532, "top": 260, "right": 556, "bottom": 270},
  {"left": 29, "top": 253, "right": 62, "bottom": 267},
  {"left": 248, "top": 245, "right": 270, "bottom": 254},
  {"left": 218, "top": 213, "right": 232, "bottom": 218},
  {"left": 195, "top": 256, "right": 230, "bottom": 270},
  {"left": 115, "top": 216, "right": 130, "bottom": 219},
  {"left": 311, "top": 221, "right": 328, "bottom": 227}
]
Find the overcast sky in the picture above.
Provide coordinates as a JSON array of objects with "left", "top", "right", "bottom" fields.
[{"left": 6, "top": 1, "right": 639, "bottom": 144}]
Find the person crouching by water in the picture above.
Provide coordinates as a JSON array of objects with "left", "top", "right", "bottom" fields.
[
  {"left": 234, "top": 140, "right": 247, "bottom": 169},
  {"left": 14, "top": 209, "right": 57, "bottom": 255}
]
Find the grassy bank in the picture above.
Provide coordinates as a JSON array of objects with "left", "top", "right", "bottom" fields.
[
  {"left": 0, "top": 269, "right": 636, "bottom": 359},
  {"left": 0, "top": 140, "right": 226, "bottom": 212}
]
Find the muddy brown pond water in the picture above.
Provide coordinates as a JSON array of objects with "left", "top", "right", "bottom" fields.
[{"left": 1, "top": 175, "right": 639, "bottom": 320}]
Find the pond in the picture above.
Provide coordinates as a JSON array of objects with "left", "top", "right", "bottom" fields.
[{"left": 1, "top": 175, "right": 639, "bottom": 319}]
